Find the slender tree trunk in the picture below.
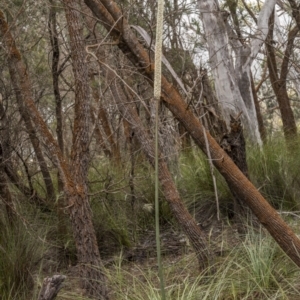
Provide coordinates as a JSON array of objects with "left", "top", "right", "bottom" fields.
[
  {"left": 90, "top": 108, "right": 111, "bottom": 158},
  {"left": 63, "top": 0, "right": 109, "bottom": 297},
  {"left": 106, "top": 67, "right": 211, "bottom": 268},
  {"left": 0, "top": 99, "right": 16, "bottom": 223},
  {"left": 0, "top": 9, "right": 109, "bottom": 299},
  {"left": 250, "top": 73, "right": 266, "bottom": 143},
  {"left": 266, "top": 12, "right": 297, "bottom": 140},
  {"left": 9, "top": 65, "right": 56, "bottom": 201},
  {"left": 0, "top": 144, "right": 15, "bottom": 224},
  {"left": 90, "top": 79, "right": 120, "bottom": 162},
  {"left": 84, "top": 0, "right": 300, "bottom": 268},
  {"left": 4, "top": 161, "right": 46, "bottom": 205},
  {"left": 48, "top": 0, "right": 68, "bottom": 236}
]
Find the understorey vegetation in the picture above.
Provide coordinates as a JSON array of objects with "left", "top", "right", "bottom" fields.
[
  {"left": 1, "top": 138, "right": 300, "bottom": 299},
  {"left": 1, "top": 0, "right": 300, "bottom": 298}
]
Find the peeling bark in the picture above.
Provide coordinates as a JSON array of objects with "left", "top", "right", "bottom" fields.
[{"left": 197, "top": 0, "right": 276, "bottom": 144}]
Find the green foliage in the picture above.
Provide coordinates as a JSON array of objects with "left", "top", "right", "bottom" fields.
[
  {"left": 198, "top": 231, "right": 299, "bottom": 299},
  {"left": 88, "top": 157, "right": 174, "bottom": 255},
  {"left": 177, "top": 150, "right": 232, "bottom": 214},
  {"left": 248, "top": 138, "right": 300, "bottom": 210},
  {"left": 177, "top": 138, "right": 300, "bottom": 215},
  {"left": 100, "top": 230, "right": 300, "bottom": 300},
  {"left": 0, "top": 213, "right": 47, "bottom": 300},
  {"left": 4, "top": 138, "right": 300, "bottom": 299}
]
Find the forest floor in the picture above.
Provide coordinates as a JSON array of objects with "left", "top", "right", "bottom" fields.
[{"left": 52, "top": 210, "right": 295, "bottom": 300}]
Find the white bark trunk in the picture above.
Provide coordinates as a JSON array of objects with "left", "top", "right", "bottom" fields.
[
  {"left": 247, "top": 0, "right": 277, "bottom": 66},
  {"left": 198, "top": 0, "right": 276, "bottom": 144}
]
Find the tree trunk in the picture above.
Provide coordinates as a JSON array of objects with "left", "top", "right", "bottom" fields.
[
  {"left": 48, "top": 0, "right": 68, "bottom": 236},
  {"left": 0, "top": 99, "right": 16, "bottom": 223},
  {"left": 250, "top": 73, "right": 266, "bottom": 143},
  {"left": 84, "top": 0, "right": 300, "bottom": 268},
  {"left": 220, "top": 114, "right": 250, "bottom": 221},
  {"left": 266, "top": 12, "right": 298, "bottom": 140},
  {"left": 90, "top": 108, "right": 111, "bottom": 158},
  {"left": 197, "top": 0, "right": 268, "bottom": 143},
  {"left": 63, "top": 0, "right": 109, "bottom": 297},
  {"left": 90, "top": 79, "right": 120, "bottom": 162},
  {"left": 106, "top": 67, "right": 211, "bottom": 268},
  {"left": 0, "top": 143, "right": 15, "bottom": 224},
  {"left": 9, "top": 64, "right": 55, "bottom": 201},
  {"left": 0, "top": 9, "right": 109, "bottom": 299}
]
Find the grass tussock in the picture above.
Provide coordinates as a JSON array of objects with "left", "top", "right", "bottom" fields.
[
  {"left": 57, "top": 230, "right": 300, "bottom": 299},
  {"left": 248, "top": 138, "right": 300, "bottom": 210},
  {"left": 2, "top": 137, "right": 300, "bottom": 299},
  {"left": 0, "top": 210, "right": 48, "bottom": 300}
]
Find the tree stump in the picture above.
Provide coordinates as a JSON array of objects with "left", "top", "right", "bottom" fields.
[{"left": 37, "top": 275, "right": 66, "bottom": 300}]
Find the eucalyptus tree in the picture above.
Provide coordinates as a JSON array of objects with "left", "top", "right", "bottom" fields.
[
  {"left": 0, "top": 3, "right": 109, "bottom": 298},
  {"left": 82, "top": 0, "right": 212, "bottom": 270},
  {"left": 266, "top": 11, "right": 298, "bottom": 141},
  {"left": 83, "top": 0, "right": 300, "bottom": 269},
  {"left": 198, "top": 0, "right": 277, "bottom": 144}
]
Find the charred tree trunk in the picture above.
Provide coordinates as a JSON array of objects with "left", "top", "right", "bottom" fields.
[
  {"left": 84, "top": 0, "right": 300, "bottom": 268},
  {"left": 220, "top": 114, "right": 250, "bottom": 222}
]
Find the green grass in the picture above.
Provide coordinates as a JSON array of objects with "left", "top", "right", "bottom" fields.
[
  {"left": 2, "top": 137, "right": 300, "bottom": 299},
  {"left": 248, "top": 138, "right": 300, "bottom": 210},
  {"left": 177, "top": 149, "right": 232, "bottom": 214},
  {"left": 177, "top": 137, "right": 300, "bottom": 214},
  {"left": 56, "top": 229, "right": 297, "bottom": 300},
  {"left": 0, "top": 210, "right": 49, "bottom": 300}
]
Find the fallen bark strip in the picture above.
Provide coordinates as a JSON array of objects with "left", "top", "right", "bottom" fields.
[{"left": 84, "top": 0, "right": 300, "bottom": 268}]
